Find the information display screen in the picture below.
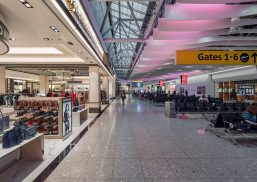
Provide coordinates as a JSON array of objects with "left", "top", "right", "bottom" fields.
[
  {"left": 132, "top": 82, "right": 143, "bottom": 87},
  {"left": 239, "top": 85, "right": 255, "bottom": 95}
]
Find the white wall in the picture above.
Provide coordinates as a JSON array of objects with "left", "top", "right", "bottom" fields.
[
  {"left": 212, "top": 66, "right": 257, "bottom": 82},
  {"left": 174, "top": 74, "right": 215, "bottom": 97},
  {"left": 6, "top": 70, "right": 40, "bottom": 82}
]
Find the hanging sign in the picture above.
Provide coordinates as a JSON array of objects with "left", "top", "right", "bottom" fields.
[
  {"left": 176, "top": 50, "right": 257, "bottom": 65},
  {"left": 159, "top": 80, "right": 164, "bottom": 87},
  {"left": 180, "top": 75, "right": 188, "bottom": 85}
]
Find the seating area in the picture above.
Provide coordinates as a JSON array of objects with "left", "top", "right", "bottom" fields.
[
  {"left": 206, "top": 111, "right": 257, "bottom": 145},
  {"left": 133, "top": 92, "right": 257, "bottom": 144}
]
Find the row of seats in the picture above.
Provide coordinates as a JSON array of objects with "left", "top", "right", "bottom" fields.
[
  {"left": 207, "top": 112, "right": 257, "bottom": 144},
  {"left": 176, "top": 102, "right": 252, "bottom": 113}
]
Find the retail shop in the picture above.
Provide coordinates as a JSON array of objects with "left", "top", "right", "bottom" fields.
[{"left": 0, "top": 0, "right": 116, "bottom": 181}]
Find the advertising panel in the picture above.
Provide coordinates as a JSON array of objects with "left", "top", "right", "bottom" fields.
[
  {"left": 180, "top": 75, "right": 188, "bottom": 85},
  {"left": 62, "top": 98, "right": 72, "bottom": 139}
]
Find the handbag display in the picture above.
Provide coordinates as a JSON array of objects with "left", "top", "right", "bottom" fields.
[
  {"left": 16, "top": 120, "right": 37, "bottom": 140},
  {"left": 23, "top": 126, "right": 36, "bottom": 140},
  {"left": 2, "top": 126, "right": 23, "bottom": 148},
  {"left": 0, "top": 111, "right": 10, "bottom": 134}
]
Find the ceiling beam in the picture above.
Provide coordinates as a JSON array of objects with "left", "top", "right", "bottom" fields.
[
  {"left": 102, "top": 20, "right": 119, "bottom": 37},
  {"left": 100, "top": 2, "right": 112, "bottom": 32},
  {"left": 126, "top": 1, "right": 143, "bottom": 36},
  {"left": 104, "top": 38, "right": 145, "bottom": 42}
]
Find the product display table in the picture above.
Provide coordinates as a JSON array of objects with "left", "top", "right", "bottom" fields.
[
  {"left": 0, "top": 133, "right": 44, "bottom": 172},
  {"left": 72, "top": 107, "right": 88, "bottom": 126}
]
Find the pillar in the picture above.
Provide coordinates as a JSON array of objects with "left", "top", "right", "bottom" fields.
[
  {"left": 0, "top": 66, "right": 6, "bottom": 93},
  {"left": 39, "top": 75, "right": 49, "bottom": 96},
  {"left": 89, "top": 66, "right": 101, "bottom": 113},
  {"left": 102, "top": 76, "right": 109, "bottom": 103},
  {"left": 112, "top": 80, "right": 116, "bottom": 98}
]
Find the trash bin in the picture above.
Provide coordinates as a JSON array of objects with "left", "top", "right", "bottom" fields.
[{"left": 165, "top": 101, "right": 176, "bottom": 118}]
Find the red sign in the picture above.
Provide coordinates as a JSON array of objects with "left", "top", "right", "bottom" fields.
[
  {"left": 180, "top": 75, "right": 188, "bottom": 85},
  {"left": 159, "top": 80, "right": 164, "bottom": 87}
]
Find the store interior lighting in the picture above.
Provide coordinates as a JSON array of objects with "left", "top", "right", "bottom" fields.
[
  {"left": 19, "top": 0, "right": 33, "bottom": 8},
  {"left": 8, "top": 47, "right": 63, "bottom": 54}
]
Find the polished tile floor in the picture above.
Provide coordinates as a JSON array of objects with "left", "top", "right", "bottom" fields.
[{"left": 47, "top": 96, "right": 257, "bottom": 182}]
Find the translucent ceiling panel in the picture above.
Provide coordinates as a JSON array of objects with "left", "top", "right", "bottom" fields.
[
  {"left": 165, "top": 4, "right": 257, "bottom": 20},
  {"left": 153, "top": 28, "right": 229, "bottom": 40},
  {"left": 177, "top": 0, "right": 257, "bottom": 3}
]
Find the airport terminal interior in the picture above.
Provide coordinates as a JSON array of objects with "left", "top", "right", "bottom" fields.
[{"left": 1, "top": 0, "right": 257, "bottom": 181}]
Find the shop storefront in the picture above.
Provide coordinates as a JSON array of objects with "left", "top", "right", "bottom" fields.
[{"left": 217, "top": 80, "right": 257, "bottom": 102}]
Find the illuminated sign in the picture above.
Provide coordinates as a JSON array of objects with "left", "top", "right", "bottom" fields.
[
  {"left": 176, "top": 50, "right": 257, "bottom": 65},
  {"left": 159, "top": 80, "right": 164, "bottom": 87},
  {"left": 180, "top": 75, "right": 188, "bottom": 85},
  {"left": 66, "top": 0, "right": 75, "bottom": 12}
]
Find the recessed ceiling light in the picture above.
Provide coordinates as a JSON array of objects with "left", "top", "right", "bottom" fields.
[
  {"left": 157, "top": 67, "right": 164, "bottom": 70},
  {"left": 9, "top": 38, "right": 16, "bottom": 41},
  {"left": 185, "top": 66, "right": 193, "bottom": 68},
  {"left": 78, "top": 51, "right": 82, "bottom": 54},
  {"left": 43, "top": 38, "right": 53, "bottom": 41},
  {"left": 176, "top": 69, "right": 183, "bottom": 72},
  {"left": 19, "top": 0, "right": 33, "bottom": 8},
  {"left": 8, "top": 47, "right": 63, "bottom": 54},
  {"left": 50, "top": 26, "right": 59, "bottom": 32}
]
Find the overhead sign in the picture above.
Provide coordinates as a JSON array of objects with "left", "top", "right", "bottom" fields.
[
  {"left": 176, "top": 50, "right": 257, "bottom": 65},
  {"left": 159, "top": 80, "right": 164, "bottom": 87},
  {"left": 180, "top": 75, "right": 188, "bottom": 85}
]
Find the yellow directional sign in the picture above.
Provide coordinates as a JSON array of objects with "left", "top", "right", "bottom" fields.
[
  {"left": 66, "top": 0, "right": 75, "bottom": 12},
  {"left": 176, "top": 50, "right": 257, "bottom": 65}
]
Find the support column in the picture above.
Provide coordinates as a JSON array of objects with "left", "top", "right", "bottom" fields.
[
  {"left": 0, "top": 66, "right": 6, "bottom": 93},
  {"left": 39, "top": 75, "right": 49, "bottom": 96},
  {"left": 102, "top": 76, "right": 109, "bottom": 104},
  {"left": 89, "top": 66, "right": 101, "bottom": 113},
  {"left": 112, "top": 80, "right": 116, "bottom": 98}
]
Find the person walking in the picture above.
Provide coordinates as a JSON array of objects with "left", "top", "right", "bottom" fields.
[{"left": 121, "top": 90, "right": 126, "bottom": 105}]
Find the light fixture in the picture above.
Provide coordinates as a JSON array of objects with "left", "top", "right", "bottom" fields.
[
  {"left": 9, "top": 38, "right": 16, "bottom": 41},
  {"left": 50, "top": 26, "right": 59, "bottom": 32},
  {"left": 43, "top": 38, "right": 53, "bottom": 41},
  {"left": 78, "top": 51, "right": 82, "bottom": 54},
  {"left": 8, "top": 47, "right": 63, "bottom": 54},
  {"left": 163, "top": 62, "right": 172, "bottom": 65},
  {"left": 19, "top": 0, "right": 33, "bottom": 8}
]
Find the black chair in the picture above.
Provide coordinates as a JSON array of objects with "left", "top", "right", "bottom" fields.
[
  {"left": 195, "top": 102, "right": 206, "bottom": 112},
  {"left": 234, "top": 102, "right": 244, "bottom": 111},
  {"left": 176, "top": 102, "right": 186, "bottom": 113},
  {"left": 224, "top": 103, "right": 235, "bottom": 111},
  {"left": 205, "top": 102, "right": 217, "bottom": 112},
  {"left": 185, "top": 102, "right": 197, "bottom": 112},
  {"left": 243, "top": 102, "right": 251, "bottom": 109},
  {"left": 215, "top": 102, "right": 227, "bottom": 111}
]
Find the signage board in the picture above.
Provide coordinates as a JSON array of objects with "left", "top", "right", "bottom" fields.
[
  {"left": 159, "top": 80, "right": 164, "bottom": 87},
  {"left": 239, "top": 85, "right": 255, "bottom": 95},
  {"left": 176, "top": 50, "right": 257, "bottom": 65},
  {"left": 180, "top": 75, "right": 188, "bottom": 85}
]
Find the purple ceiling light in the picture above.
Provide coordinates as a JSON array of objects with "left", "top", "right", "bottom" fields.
[{"left": 165, "top": 4, "right": 257, "bottom": 20}]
